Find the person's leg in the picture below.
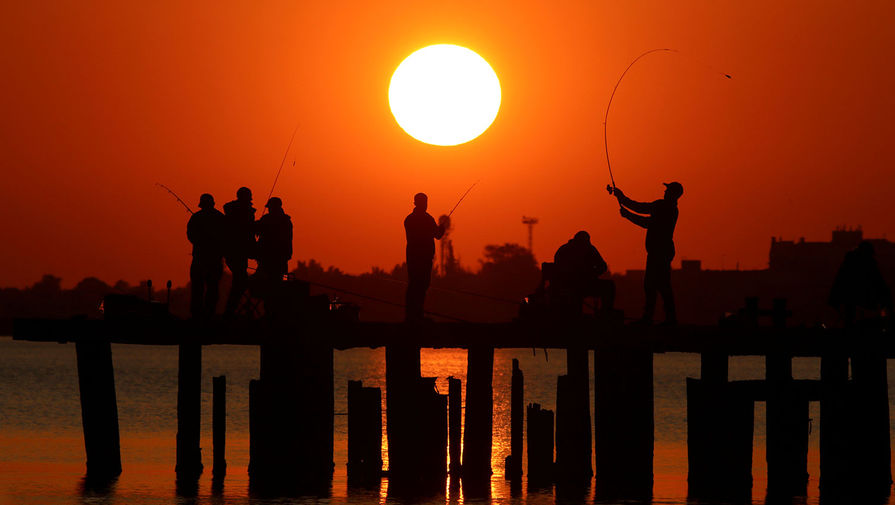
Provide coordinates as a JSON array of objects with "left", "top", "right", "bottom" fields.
[
  {"left": 224, "top": 256, "right": 248, "bottom": 315},
  {"left": 205, "top": 263, "right": 222, "bottom": 318},
  {"left": 657, "top": 259, "right": 676, "bottom": 324},
  {"left": 190, "top": 260, "right": 203, "bottom": 318},
  {"left": 642, "top": 256, "right": 658, "bottom": 322}
]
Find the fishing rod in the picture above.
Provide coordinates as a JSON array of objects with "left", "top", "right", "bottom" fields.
[
  {"left": 261, "top": 123, "right": 300, "bottom": 217},
  {"left": 447, "top": 180, "right": 479, "bottom": 218},
  {"left": 603, "top": 49, "right": 731, "bottom": 196},
  {"left": 155, "top": 183, "right": 193, "bottom": 214}
]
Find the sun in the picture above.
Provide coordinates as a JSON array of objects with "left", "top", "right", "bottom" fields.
[{"left": 389, "top": 44, "right": 501, "bottom": 146}]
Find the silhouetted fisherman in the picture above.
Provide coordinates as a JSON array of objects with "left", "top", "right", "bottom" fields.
[
  {"left": 404, "top": 193, "right": 445, "bottom": 322},
  {"left": 553, "top": 231, "right": 615, "bottom": 314},
  {"left": 256, "top": 197, "right": 293, "bottom": 285},
  {"left": 830, "top": 241, "right": 893, "bottom": 328},
  {"left": 614, "top": 182, "right": 683, "bottom": 325},
  {"left": 187, "top": 193, "right": 225, "bottom": 319},
  {"left": 222, "top": 187, "right": 256, "bottom": 317}
]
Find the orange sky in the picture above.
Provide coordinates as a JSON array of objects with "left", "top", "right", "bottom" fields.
[{"left": 1, "top": 1, "right": 894, "bottom": 287}]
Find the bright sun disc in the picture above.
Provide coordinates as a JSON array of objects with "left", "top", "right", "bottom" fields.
[{"left": 389, "top": 44, "right": 501, "bottom": 146}]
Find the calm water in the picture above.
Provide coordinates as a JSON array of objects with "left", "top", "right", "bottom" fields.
[{"left": 0, "top": 337, "right": 892, "bottom": 504}]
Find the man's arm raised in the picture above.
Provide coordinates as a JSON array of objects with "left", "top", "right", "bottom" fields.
[
  {"left": 620, "top": 207, "right": 650, "bottom": 229},
  {"left": 614, "top": 188, "right": 654, "bottom": 215}
]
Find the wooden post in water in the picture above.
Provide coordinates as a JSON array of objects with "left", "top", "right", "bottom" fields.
[
  {"left": 819, "top": 349, "right": 849, "bottom": 494},
  {"left": 175, "top": 343, "right": 203, "bottom": 480},
  {"left": 851, "top": 340, "right": 893, "bottom": 495},
  {"left": 385, "top": 344, "right": 420, "bottom": 484},
  {"left": 594, "top": 346, "right": 653, "bottom": 499},
  {"left": 462, "top": 346, "right": 493, "bottom": 486},
  {"left": 687, "top": 352, "right": 753, "bottom": 499},
  {"left": 504, "top": 359, "right": 524, "bottom": 480},
  {"left": 556, "top": 348, "right": 592, "bottom": 484},
  {"left": 448, "top": 377, "right": 462, "bottom": 479},
  {"left": 765, "top": 298, "right": 809, "bottom": 497},
  {"left": 75, "top": 340, "right": 122, "bottom": 478},
  {"left": 212, "top": 375, "right": 226, "bottom": 482},
  {"left": 347, "top": 380, "right": 382, "bottom": 485},
  {"left": 527, "top": 403, "right": 554, "bottom": 487}
]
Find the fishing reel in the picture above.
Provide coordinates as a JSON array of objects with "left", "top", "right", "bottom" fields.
[{"left": 606, "top": 184, "right": 615, "bottom": 195}]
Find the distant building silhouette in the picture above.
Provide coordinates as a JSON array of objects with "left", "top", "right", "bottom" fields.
[{"left": 612, "top": 228, "right": 895, "bottom": 326}]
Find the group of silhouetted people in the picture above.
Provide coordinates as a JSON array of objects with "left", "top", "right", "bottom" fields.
[
  {"left": 187, "top": 188, "right": 292, "bottom": 319},
  {"left": 405, "top": 181, "right": 684, "bottom": 325}
]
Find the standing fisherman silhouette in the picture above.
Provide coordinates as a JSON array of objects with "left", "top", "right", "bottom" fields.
[
  {"left": 256, "top": 197, "right": 293, "bottom": 284},
  {"left": 553, "top": 231, "right": 615, "bottom": 315},
  {"left": 404, "top": 193, "right": 446, "bottom": 322},
  {"left": 187, "top": 193, "right": 225, "bottom": 319},
  {"left": 614, "top": 182, "right": 683, "bottom": 325},
  {"left": 222, "top": 187, "right": 256, "bottom": 317}
]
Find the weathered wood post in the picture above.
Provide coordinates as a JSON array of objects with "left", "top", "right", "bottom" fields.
[
  {"left": 765, "top": 298, "right": 809, "bottom": 496},
  {"left": 556, "top": 348, "right": 592, "bottom": 484},
  {"left": 347, "top": 380, "right": 382, "bottom": 485},
  {"left": 687, "top": 351, "right": 753, "bottom": 499},
  {"left": 527, "top": 403, "right": 554, "bottom": 487},
  {"left": 850, "top": 339, "right": 892, "bottom": 495},
  {"left": 175, "top": 343, "right": 203, "bottom": 480},
  {"left": 462, "top": 346, "right": 494, "bottom": 490},
  {"left": 385, "top": 344, "right": 420, "bottom": 484},
  {"left": 212, "top": 375, "right": 226, "bottom": 482},
  {"left": 75, "top": 340, "right": 122, "bottom": 479},
  {"left": 819, "top": 346, "right": 849, "bottom": 494},
  {"left": 594, "top": 344, "right": 653, "bottom": 499},
  {"left": 504, "top": 359, "right": 524, "bottom": 480},
  {"left": 448, "top": 377, "right": 462, "bottom": 480}
]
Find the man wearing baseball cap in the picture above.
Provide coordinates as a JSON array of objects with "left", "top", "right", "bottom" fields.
[{"left": 613, "top": 182, "right": 683, "bottom": 325}]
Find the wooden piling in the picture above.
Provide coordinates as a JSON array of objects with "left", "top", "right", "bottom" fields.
[
  {"left": 850, "top": 344, "right": 893, "bottom": 495},
  {"left": 347, "top": 380, "right": 382, "bottom": 485},
  {"left": 687, "top": 352, "right": 753, "bottom": 499},
  {"left": 462, "top": 346, "right": 493, "bottom": 483},
  {"left": 385, "top": 344, "right": 420, "bottom": 483},
  {"left": 819, "top": 351, "right": 849, "bottom": 494},
  {"left": 448, "top": 377, "right": 462, "bottom": 478},
  {"left": 175, "top": 343, "right": 203, "bottom": 480},
  {"left": 504, "top": 359, "right": 524, "bottom": 480},
  {"left": 526, "top": 403, "right": 554, "bottom": 486},
  {"left": 212, "top": 375, "right": 226, "bottom": 482},
  {"left": 594, "top": 346, "right": 653, "bottom": 499},
  {"left": 765, "top": 299, "right": 809, "bottom": 496},
  {"left": 556, "top": 348, "right": 592, "bottom": 483},
  {"left": 75, "top": 340, "right": 122, "bottom": 478}
]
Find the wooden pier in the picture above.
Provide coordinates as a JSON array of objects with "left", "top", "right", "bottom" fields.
[{"left": 11, "top": 313, "right": 895, "bottom": 499}]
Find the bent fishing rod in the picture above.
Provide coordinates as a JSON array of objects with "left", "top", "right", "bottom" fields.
[
  {"left": 155, "top": 183, "right": 193, "bottom": 214},
  {"left": 603, "top": 49, "right": 731, "bottom": 196}
]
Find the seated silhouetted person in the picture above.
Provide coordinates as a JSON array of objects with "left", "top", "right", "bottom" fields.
[
  {"left": 551, "top": 231, "right": 615, "bottom": 315},
  {"left": 187, "top": 193, "right": 225, "bottom": 319},
  {"left": 829, "top": 241, "right": 893, "bottom": 328},
  {"left": 255, "top": 197, "right": 293, "bottom": 301},
  {"left": 223, "top": 187, "right": 256, "bottom": 316},
  {"left": 404, "top": 193, "right": 445, "bottom": 322}
]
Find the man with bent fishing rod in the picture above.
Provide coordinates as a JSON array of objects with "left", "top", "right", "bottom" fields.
[{"left": 613, "top": 182, "right": 683, "bottom": 326}]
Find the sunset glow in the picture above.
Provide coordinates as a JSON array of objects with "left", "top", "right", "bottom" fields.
[{"left": 388, "top": 44, "right": 501, "bottom": 146}]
